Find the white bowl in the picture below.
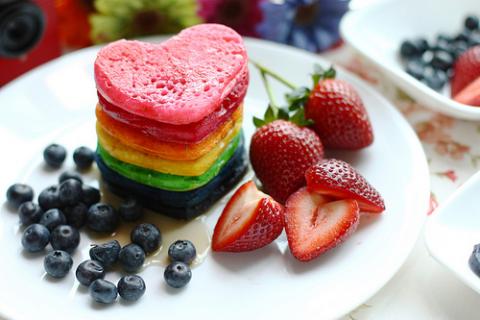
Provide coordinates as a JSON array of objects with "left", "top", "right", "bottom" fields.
[
  {"left": 341, "top": 0, "right": 480, "bottom": 120},
  {"left": 425, "top": 170, "right": 480, "bottom": 293}
]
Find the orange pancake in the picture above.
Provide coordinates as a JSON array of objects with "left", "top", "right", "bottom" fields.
[{"left": 96, "top": 104, "right": 243, "bottom": 161}]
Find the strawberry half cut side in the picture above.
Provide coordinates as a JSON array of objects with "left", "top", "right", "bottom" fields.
[
  {"left": 212, "top": 181, "right": 284, "bottom": 252},
  {"left": 305, "top": 159, "right": 385, "bottom": 213},
  {"left": 285, "top": 187, "right": 360, "bottom": 262},
  {"left": 454, "top": 75, "right": 480, "bottom": 106}
]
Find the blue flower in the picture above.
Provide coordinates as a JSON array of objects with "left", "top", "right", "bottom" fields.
[{"left": 257, "top": 0, "right": 350, "bottom": 52}]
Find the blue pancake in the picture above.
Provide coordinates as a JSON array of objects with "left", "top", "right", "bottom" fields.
[{"left": 95, "top": 136, "right": 248, "bottom": 220}]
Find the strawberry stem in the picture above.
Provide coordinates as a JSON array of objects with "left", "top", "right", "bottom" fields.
[
  {"left": 259, "top": 69, "right": 279, "bottom": 113},
  {"left": 250, "top": 60, "right": 298, "bottom": 90}
]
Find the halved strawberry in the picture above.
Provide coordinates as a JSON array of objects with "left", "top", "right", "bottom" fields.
[
  {"left": 285, "top": 187, "right": 360, "bottom": 261},
  {"left": 212, "top": 180, "right": 284, "bottom": 252},
  {"left": 454, "top": 75, "right": 480, "bottom": 106},
  {"left": 305, "top": 159, "right": 385, "bottom": 213}
]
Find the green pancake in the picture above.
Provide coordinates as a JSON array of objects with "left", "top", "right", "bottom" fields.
[{"left": 97, "top": 132, "right": 242, "bottom": 192}]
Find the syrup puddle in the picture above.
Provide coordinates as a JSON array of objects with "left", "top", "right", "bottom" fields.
[{"left": 87, "top": 183, "right": 212, "bottom": 269}]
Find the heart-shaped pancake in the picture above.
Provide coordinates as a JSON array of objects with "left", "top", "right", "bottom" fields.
[{"left": 94, "top": 24, "right": 248, "bottom": 125}]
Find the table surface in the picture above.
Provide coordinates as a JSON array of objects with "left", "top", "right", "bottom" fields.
[{"left": 325, "top": 45, "right": 480, "bottom": 320}]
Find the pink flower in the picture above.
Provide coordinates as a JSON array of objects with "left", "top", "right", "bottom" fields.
[{"left": 197, "top": 0, "right": 263, "bottom": 37}]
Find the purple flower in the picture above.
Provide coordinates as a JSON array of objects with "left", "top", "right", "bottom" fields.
[
  {"left": 257, "top": 0, "right": 350, "bottom": 52},
  {"left": 197, "top": 0, "right": 263, "bottom": 37}
]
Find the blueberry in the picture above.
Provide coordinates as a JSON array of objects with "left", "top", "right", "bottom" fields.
[
  {"left": 469, "top": 243, "right": 480, "bottom": 277},
  {"left": 450, "top": 41, "right": 469, "bottom": 59},
  {"left": 86, "top": 203, "right": 118, "bottom": 233},
  {"left": 164, "top": 261, "right": 192, "bottom": 288},
  {"left": 168, "top": 240, "right": 196, "bottom": 264},
  {"left": 436, "top": 34, "right": 453, "bottom": 44},
  {"left": 18, "top": 201, "right": 43, "bottom": 226},
  {"left": 81, "top": 185, "right": 101, "bottom": 207},
  {"left": 75, "top": 259, "right": 105, "bottom": 286},
  {"left": 21, "top": 224, "right": 50, "bottom": 252},
  {"left": 131, "top": 223, "right": 161, "bottom": 254},
  {"left": 400, "top": 40, "right": 420, "bottom": 59},
  {"left": 6, "top": 183, "right": 34, "bottom": 208},
  {"left": 44, "top": 250, "right": 73, "bottom": 278},
  {"left": 117, "top": 275, "right": 146, "bottom": 301},
  {"left": 465, "top": 15, "right": 479, "bottom": 31},
  {"left": 43, "top": 144, "right": 67, "bottom": 168},
  {"left": 455, "top": 30, "right": 471, "bottom": 43},
  {"left": 431, "top": 51, "right": 453, "bottom": 71},
  {"left": 39, "top": 208, "right": 66, "bottom": 231},
  {"left": 423, "top": 68, "right": 448, "bottom": 90},
  {"left": 405, "top": 60, "right": 425, "bottom": 80},
  {"left": 413, "top": 38, "right": 429, "bottom": 54},
  {"left": 73, "top": 146, "right": 94, "bottom": 170},
  {"left": 432, "top": 40, "right": 450, "bottom": 53},
  {"left": 89, "top": 279, "right": 117, "bottom": 304},
  {"left": 89, "top": 240, "right": 121, "bottom": 268},
  {"left": 469, "top": 32, "right": 480, "bottom": 47},
  {"left": 58, "top": 179, "right": 83, "bottom": 206},
  {"left": 63, "top": 202, "right": 88, "bottom": 228},
  {"left": 59, "top": 170, "right": 83, "bottom": 184},
  {"left": 118, "top": 198, "right": 144, "bottom": 222},
  {"left": 118, "top": 244, "right": 145, "bottom": 273},
  {"left": 50, "top": 225, "right": 80, "bottom": 253},
  {"left": 38, "top": 185, "right": 61, "bottom": 210},
  {"left": 420, "top": 50, "right": 434, "bottom": 65}
]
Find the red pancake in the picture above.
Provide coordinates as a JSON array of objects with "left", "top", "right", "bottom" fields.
[
  {"left": 98, "top": 67, "right": 247, "bottom": 144},
  {"left": 94, "top": 24, "right": 248, "bottom": 125}
]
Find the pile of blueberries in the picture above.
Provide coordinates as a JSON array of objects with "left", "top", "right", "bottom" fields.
[
  {"left": 5, "top": 143, "right": 197, "bottom": 305},
  {"left": 399, "top": 15, "right": 480, "bottom": 90}
]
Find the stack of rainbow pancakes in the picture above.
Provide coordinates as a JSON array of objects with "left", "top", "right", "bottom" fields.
[{"left": 93, "top": 24, "right": 249, "bottom": 219}]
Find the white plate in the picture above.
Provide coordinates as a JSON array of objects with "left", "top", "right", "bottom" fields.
[
  {"left": 425, "top": 171, "right": 480, "bottom": 294},
  {"left": 341, "top": 0, "right": 480, "bottom": 120},
  {"left": 0, "top": 38, "right": 430, "bottom": 320}
]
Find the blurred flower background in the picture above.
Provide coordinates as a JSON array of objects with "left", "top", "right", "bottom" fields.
[{"left": 56, "top": 0, "right": 350, "bottom": 52}]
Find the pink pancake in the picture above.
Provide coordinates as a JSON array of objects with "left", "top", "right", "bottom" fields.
[{"left": 94, "top": 24, "right": 248, "bottom": 125}]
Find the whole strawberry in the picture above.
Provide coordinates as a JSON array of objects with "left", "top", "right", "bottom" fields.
[
  {"left": 250, "top": 120, "right": 324, "bottom": 204},
  {"left": 305, "top": 70, "right": 373, "bottom": 150}
]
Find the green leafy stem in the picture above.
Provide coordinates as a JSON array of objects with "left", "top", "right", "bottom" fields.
[{"left": 249, "top": 59, "right": 336, "bottom": 128}]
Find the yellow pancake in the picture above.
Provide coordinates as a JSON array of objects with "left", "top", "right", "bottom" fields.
[{"left": 96, "top": 119, "right": 242, "bottom": 176}]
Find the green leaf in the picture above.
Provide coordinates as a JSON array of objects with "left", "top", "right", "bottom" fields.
[
  {"left": 311, "top": 73, "right": 321, "bottom": 87},
  {"left": 286, "top": 86, "right": 310, "bottom": 111},
  {"left": 253, "top": 116, "right": 265, "bottom": 128},
  {"left": 323, "top": 66, "right": 336, "bottom": 79},
  {"left": 277, "top": 108, "right": 290, "bottom": 120},
  {"left": 290, "top": 108, "right": 314, "bottom": 127},
  {"left": 290, "top": 108, "right": 305, "bottom": 125},
  {"left": 311, "top": 64, "right": 336, "bottom": 86},
  {"left": 264, "top": 105, "right": 276, "bottom": 123}
]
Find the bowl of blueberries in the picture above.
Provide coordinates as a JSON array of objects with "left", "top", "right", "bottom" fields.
[{"left": 341, "top": 0, "right": 480, "bottom": 119}]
